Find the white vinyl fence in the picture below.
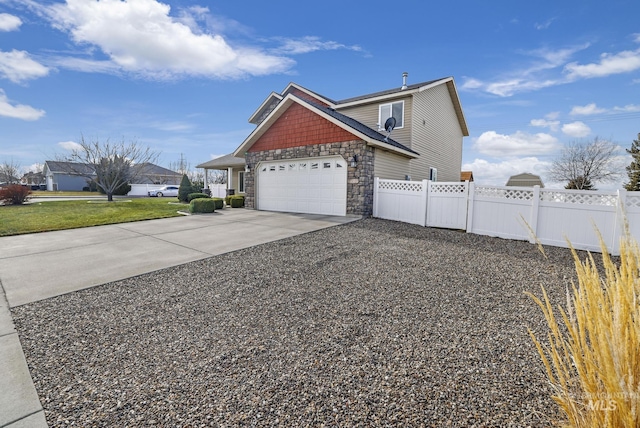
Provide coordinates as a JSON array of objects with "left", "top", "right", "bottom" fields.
[{"left": 373, "top": 178, "right": 640, "bottom": 255}]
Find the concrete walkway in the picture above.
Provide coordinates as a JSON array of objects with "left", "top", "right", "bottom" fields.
[{"left": 0, "top": 209, "right": 359, "bottom": 427}]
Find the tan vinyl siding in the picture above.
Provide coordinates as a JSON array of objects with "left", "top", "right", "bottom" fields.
[
  {"left": 336, "top": 96, "right": 413, "bottom": 148},
  {"left": 409, "top": 83, "right": 463, "bottom": 182},
  {"left": 373, "top": 149, "right": 410, "bottom": 180}
]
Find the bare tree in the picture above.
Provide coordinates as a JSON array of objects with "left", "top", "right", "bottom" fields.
[
  {"left": 0, "top": 159, "right": 21, "bottom": 184},
  {"left": 547, "top": 138, "right": 621, "bottom": 190},
  {"left": 62, "top": 137, "right": 159, "bottom": 201}
]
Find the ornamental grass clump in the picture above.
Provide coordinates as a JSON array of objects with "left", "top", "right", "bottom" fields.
[{"left": 527, "top": 233, "right": 640, "bottom": 427}]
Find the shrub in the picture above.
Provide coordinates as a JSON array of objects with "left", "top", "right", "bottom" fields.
[
  {"left": 0, "top": 184, "right": 31, "bottom": 205},
  {"left": 230, "top": 195, "right": 244, "bottom": 208},
  {"left": 187, "top": 193, "right": 210, "bottom": 202},
  {"left": 97, "top": 182, "right": 131, "bottom": 196},
  {"left": 178, "top": 174, "right": 194, "bottom": 203},
  {"left": 189, "top": 198, "right": 215, "bottom": 214},
  {"left": 212, "top": 197, "right": 224, "bottom": 210},
  {"left": 526, "top": 232, "right": 640, "bottom": 427}
]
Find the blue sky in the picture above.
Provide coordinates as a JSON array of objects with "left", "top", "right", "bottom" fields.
[{"left": 1, "top": 0, "right": 639, "bottom": 188}]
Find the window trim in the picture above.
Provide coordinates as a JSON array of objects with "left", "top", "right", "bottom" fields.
[
  {"left": 238, "top": 171, "right": 245, "bottom": 193},
  {"left": 378, "top": 100, "right": 405, "bottom": 129}
]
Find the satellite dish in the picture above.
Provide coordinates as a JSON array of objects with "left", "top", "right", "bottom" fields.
[
  {"left": 383, "top": 117, "right": 396, "bottom": 141},
  {"left": 384, "top": 117, "right": 396, "bottom": 133}
]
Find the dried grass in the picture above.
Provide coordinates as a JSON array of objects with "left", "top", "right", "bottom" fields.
[{"left": 526, "top": 231, "right": 640, "bottom": 427}]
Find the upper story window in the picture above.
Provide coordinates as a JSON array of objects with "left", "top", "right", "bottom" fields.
[{"left": 379, "top": 100, "right": 404, "bottom": 129}]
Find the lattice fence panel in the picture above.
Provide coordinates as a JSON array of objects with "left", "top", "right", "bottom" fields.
[
  {"left": 626, "top": 195, "right": 640, "bottom": 208},
  {"left": 378, "top": 181, "right": 424, "bottom": 193},
  {"left": 430, "top": 183, "right": 467, "bottom": 194},
  {"left": 475, "top": 186, "right": 534, "bottom": 200},
  {"left": 540, "top": 191, "right": 618, "bottom": 206}
]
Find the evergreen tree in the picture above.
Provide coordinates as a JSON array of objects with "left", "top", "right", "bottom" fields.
[
  {"left": 624, "top": 133, "right": 640, "bottom": 191},
  {"left": 178, "top": 174, "right": 194, "bottom": 203}
]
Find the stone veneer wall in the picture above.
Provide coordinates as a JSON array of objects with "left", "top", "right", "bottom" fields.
[{"left": 244, "top": 140, "right": 375, "bottom": 216}]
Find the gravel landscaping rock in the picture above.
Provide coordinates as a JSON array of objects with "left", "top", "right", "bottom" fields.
[{"left": 12, "top": 218, "right": 586, "bottom": 427}]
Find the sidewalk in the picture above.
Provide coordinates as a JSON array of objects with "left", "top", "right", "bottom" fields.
[{"left": 0, "top": 209, "right": 359, "bottom": 427}]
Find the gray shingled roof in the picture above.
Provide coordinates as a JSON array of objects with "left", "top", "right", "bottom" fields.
[
  {"left": 300, "top": 99, "right": 419, "bottom": 156},
  {"left": 44, "top": 161, "right": 96, "bottom": 175},
  {"left": 335, "top": 78, "right": 448, "bottom": 104},
  {"left": 196, "top": 154, "right": 246, "bottom": 169}
]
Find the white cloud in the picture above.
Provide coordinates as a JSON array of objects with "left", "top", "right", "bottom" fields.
[
  {"left": 613, "top": 104, "right": 640, "bottom": 112},
  {"left": 272, "top": 36, "right": 362, "bottom": 55},
  {"left": 0, "top": 89, "right": 45, "bottom": 120},
  {"left": 530, "top": 118, "right": 560, "bottom": 132},
  {"left": 0, "top": 50, "right": 50, "bottom": 83},
  {"left": 462, "top": 157, "right": 550, "bottom": 186},
  {"left": 0, "top": 13, "right": 22, "bottom": 31},
  {"left": 564, "top": 48, "right": 640, "bottom": 79},
  {"left": 460, "top": 44, "right": 588, "bottom": 97},
  {"left": 474, "top": 131, "right": 559, "bottom": 157},
  {"left": 57, "top": 141, "right": 83, "bottom": 151},
  {"left": 534, "top": 18, "right": 556, "bottom": 30},
  {"left": 570, "top": 103, "right": 606, "bottom": 116},
  {"left": 561, "top": 121, "right": 591, "bottom": 137},
  {"left": 42, "top": 0, "right": 295, "bottom": 79}
]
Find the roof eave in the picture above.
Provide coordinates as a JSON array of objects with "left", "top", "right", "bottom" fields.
[{"left": 234, "top": 94, "right": 418, "bottom": 159}]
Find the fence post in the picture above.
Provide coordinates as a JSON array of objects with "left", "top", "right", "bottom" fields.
[
  {"left": 528, "top": 185, "right": 540, "bottom": 243},
  {"left": 466, "top": 181, "right": 475, "bottom": 233},
  {"left": 612, "top": 189, "right": 627, "bottom": 255},
  {"left": 422, "top": 179, "right": 429, "bottom": 227},
  {"left": 373, "top": 177, "right": 380, "bottom": 218}
]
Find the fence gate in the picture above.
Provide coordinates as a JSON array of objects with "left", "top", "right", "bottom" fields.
[{"left": 426, "top": 181, "right": 469, "bottom": 229}]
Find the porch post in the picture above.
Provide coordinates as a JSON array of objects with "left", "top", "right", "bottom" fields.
[{"left": 227, "top": 167, "right": 233, "bottom": 190}]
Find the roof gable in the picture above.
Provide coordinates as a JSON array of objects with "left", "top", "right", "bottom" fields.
[{"left": 234, "top": 94, "right": 418, "bottom": 158}]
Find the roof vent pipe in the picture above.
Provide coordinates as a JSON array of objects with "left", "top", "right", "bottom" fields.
[{"left": 401, "top": 72, "right": 408, "bottom": 90}]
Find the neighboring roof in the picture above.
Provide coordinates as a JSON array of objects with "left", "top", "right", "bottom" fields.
[
  {"left": 135, "top": 163, "right": 181, "bottom": 176},
  {"left": 460, "top": 171, "right": 474, "bottom": 182},
  {"left": 506, "top": 173, "right": 545, "bottom": 187},
  {"left": 234, "top": 94, "right": 419, "bottom": 159},
  {"left": 44, "top": 161, "right": 180, "bottom": 177},
  {"left": 196, "top": 153, "right": 246, "bottom": 169},
  {"left": 44, "top": 160, "right": 96, "bottom": 175}
]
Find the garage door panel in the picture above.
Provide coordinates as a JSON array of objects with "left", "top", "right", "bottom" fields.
[{"left": 257, "top": 156, "right": 347, "bottom": 216}]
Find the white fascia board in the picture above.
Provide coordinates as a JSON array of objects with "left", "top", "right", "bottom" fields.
[
  {"left": 247, "top": 92, "right": 283, "bottom": 124},
  {"left": 281, "top": 82, "right": 335, "bottom": 107}
]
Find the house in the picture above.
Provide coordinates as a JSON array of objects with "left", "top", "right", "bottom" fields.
[
  {"left": 196, "top": 154, "right": 246, "bottom": 195},
  {"left": 43, "top": 160, "right": 181, "bottom": 191},
  {"left": 20, "top": 171, "right": 46, "bottom": 189},
  {"left": 231, "top": 74, "right": 468, "bottom": 217},
  {"left": 506, "top": 173, "right": 544, "bottom": 188},
  {"left": 460, "top": 171, "right": 474, "bottom": 182}
]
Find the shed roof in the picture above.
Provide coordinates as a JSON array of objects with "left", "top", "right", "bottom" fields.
[{"left": 506, "top": 173, "right": 544, "bottom": 187}]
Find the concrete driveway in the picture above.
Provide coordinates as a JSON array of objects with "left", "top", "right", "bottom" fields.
[{"left": 0, "top": 209, "right": 359, "bottom": 427}]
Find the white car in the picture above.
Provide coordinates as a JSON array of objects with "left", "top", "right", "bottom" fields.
[{"left": 148, "top": 185, "right": 179, "bottom": 197}]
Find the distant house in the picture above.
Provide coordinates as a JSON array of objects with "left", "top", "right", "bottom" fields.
[
  {"left": 460, "top": 171, "right": 474, "bottom": 182},
  {"left": 43, "top": 160, "right": 181, "bottom": 191},
  {"left": 506, "top": 173, "right": 544, "bottom": 188},
  {"left": 20, "top": 171, "right": 46, "bottom": 189},
  {"left": 224, "top": 75, "right": 468, "bottom": 216}
]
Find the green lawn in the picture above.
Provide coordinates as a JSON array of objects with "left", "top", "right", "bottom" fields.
[{"left": 0, "top": 198, "right": 185, "bottom": 236}]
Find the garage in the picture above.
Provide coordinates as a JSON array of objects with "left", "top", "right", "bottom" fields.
[{"left": 256, "top": 156, "right": 347, "bottom": 216}]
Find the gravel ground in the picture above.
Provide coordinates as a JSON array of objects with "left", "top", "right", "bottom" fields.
[{"left": 11, "top": 218, "right": 587, "bottom": 427}]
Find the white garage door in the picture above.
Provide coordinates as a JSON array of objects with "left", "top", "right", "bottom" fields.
[{"left": 257, "top": 156, "right": 347, "bottom": 216}]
